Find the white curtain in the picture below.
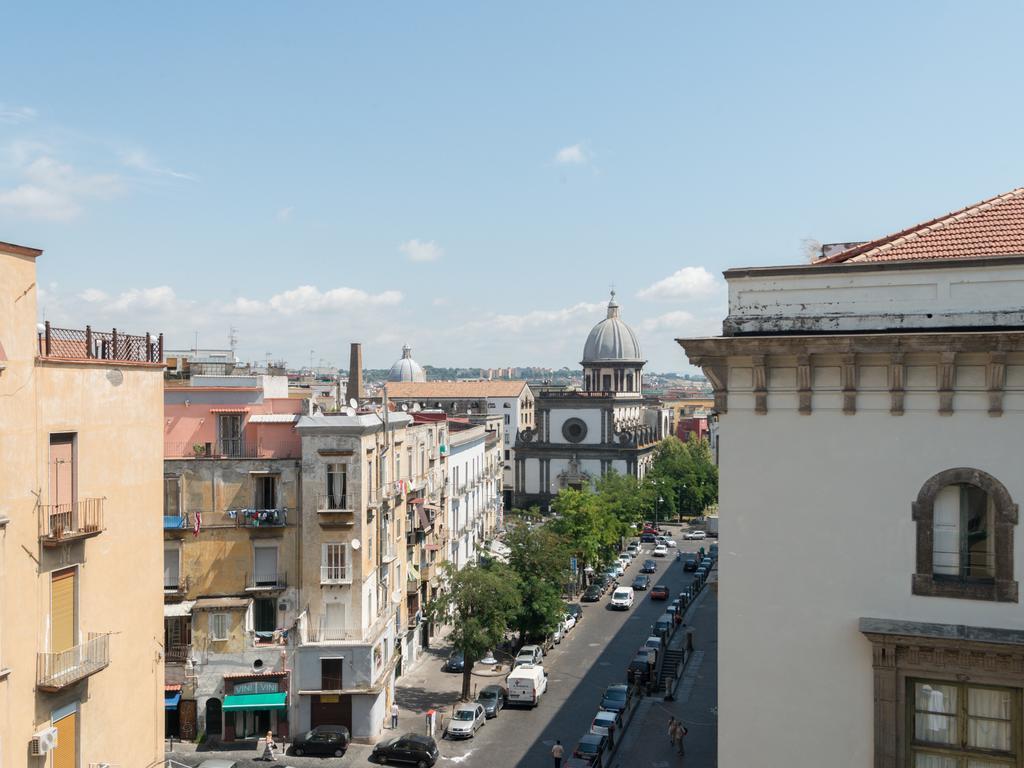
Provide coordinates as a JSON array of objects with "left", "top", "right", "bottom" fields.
[
  {"left": 932, "top": 486, "right": 960, "bottom": 575},
  {"left": 967, "top": 688, "right": 1011, "bottom": 751},
  {"left": 914, "top": 755, "right": 956, "bottom": 768},
  {"left": 914, "top": 683, "right": 957, "bottom": 745}
]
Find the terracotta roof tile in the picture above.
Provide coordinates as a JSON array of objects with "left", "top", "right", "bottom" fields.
[
  {"left": 385, "top": 381, "right": 529, "bottom": 398},
  {"left": 818, "top": 188, "right": 1024, "bottom": 264}
]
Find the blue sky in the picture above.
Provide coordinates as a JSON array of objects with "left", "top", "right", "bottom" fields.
[{"left": 3, "top": 2, "right": 1024, "bottom": 372}]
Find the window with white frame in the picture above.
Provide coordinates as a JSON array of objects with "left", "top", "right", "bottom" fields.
[
  {"left": 163, "top": 543, "right": 181, "bottom": 590},
  {"left": 326, "top": 463, "right": 347, "bottom": 509},
  {"left": 321, "top": 543, "right": 349, "bottom": 583},
  {"left": 210, "top": 613, "right": 230, "bottom": 641}
]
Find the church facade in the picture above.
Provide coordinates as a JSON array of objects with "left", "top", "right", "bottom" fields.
[{"left": 513, "top": 293, "right": 670, "bottom": 510}]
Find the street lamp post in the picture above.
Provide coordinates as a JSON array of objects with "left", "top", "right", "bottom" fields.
[{"left": 655, "top": 496, "right": 663, "bottom": 530}]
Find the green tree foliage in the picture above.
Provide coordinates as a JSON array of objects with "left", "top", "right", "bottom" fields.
[
  {"left": 426, "top": 562, "right": 521, "bottom": 699},
  {"left": 645, "top": 436, "right": 719, "bottom": 520},
  {"left": 505, "top": 523, "right": 570, "bottom": 643},
  {"left": 549, "top": 488, "right": 627, "bottom": 571}
]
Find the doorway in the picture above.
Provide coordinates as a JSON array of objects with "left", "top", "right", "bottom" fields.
[{"left": 205, "top": 698, "right": 222, "bottom": 735}]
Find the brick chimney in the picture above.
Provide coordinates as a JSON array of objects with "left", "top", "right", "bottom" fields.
[{"left": 345, "top": 343, "right": 365, "bottom": 404}]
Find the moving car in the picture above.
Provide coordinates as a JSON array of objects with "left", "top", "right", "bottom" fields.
[
  {"left": 515, "top": 645, "right": 543, "bottom": 666},
  {"left": 599, "top": 684, "right": 631, "bottom": 713},
  {"left": 574, "top": 733, "right": 609, "bottom": 767},
  {"left": 476, "top": 684, "right": 507, "bottom": 718},
  {"left": 663, "top": 538, "right": 677, "bottom": 548},
  {"left": 685, "top": 530, "right": 708, "bottom": 540},
  {"left": 610, "top": 587, "right": 634, "bottom": 610},
  {"left": 445, "top": 650, "right": 465, "bottom": 672},
  {"left": 650, "top": 584, "right": 670, "bottom": 600},
  {"left": 445, "top": 702, "right": 486, "bottom": 739},
  {"left": 640, "top": 533, "right": 656, "bottom": 543},
  {"left": 640, "top": 559, "right": 657, "bottom": 574},
  {"left": 371, "top": 733, "right": 440, "bottom": 767},
  {"left": 291, "top": 724, "right": 350, "bottom": 757},
  {"left": 683, "top": 557, "right": 698, "bottom": 572},
  {"left": 653, "top": 544, "right": 668, "bottom": 558},
  {"left": 582, "top": 585, "right": 603, "bottom": 602},
  {"left": 631, "top": 574, "right": 650, "bottom": 590}
]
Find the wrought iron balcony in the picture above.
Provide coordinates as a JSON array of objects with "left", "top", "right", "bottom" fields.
[
  {"left": 165, "top": 644, "right": 191, "bottom": 664},
  {"left": 164, "top": 574, "right": 190, "bottom": 597},
  {"left": 39, "top": 498, "right": 104, "bottom": 547},
  {"left": 37, "top": 633, "right": 110, "bottom": 692}
]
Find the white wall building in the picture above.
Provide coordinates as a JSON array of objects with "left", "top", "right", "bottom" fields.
[
  {"left": 446, "top": 421, "right": 488, "bottom": 570},
  {"left": 680, "top": 188, "right": 1024, "bottom": 768}
]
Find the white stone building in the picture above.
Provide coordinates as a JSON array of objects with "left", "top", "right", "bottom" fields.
[{"left": 680, "top": 188, "right": 1024, "bottom": 768}]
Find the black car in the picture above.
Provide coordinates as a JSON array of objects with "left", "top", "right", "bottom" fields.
[
  {"left": 291, "top": 724, "right": 350, "bottom": 757},
  {"left": 573, "top": 733, "right": 608, "bottom": 767},
  {"left": 599, "top": 684, "right": 631, "bottom": 713},
  {"left": 683, "top": 557, "right": 698, "bottom": 572},
  {"left": 627, "top": 653, "right": 654, "bottom": 685},
  {"left": 445, "top": 650, "right": 465, "bottom": 673},
  {"left": 582, "top": 585, "right": 603, "bottom": 602},
  {"left": 566, "top": 603, "right": 583, "bottom": 622},
  {"left": 631, "top": 574, "right": 650, "bottom": 590},
  {"left": 640, "top": 559, "right": 657, "bottom": 574},
  {"left": 476, "top": 684, "right": 507, "bottom": 718},
  {"left": 372, "top": 733, "right": 440, "bottom": 767}
]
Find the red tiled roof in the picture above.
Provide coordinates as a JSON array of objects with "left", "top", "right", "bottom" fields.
[
  {"left": 818, "top": 188, "right": 1024, "bottom": 264},
  {"left": 165, "top": 684, "right": 182, "bottom": 692}
]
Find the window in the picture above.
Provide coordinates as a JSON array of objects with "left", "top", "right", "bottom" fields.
[
  {"left": 253, "top": 544, "right": 278, "bottom": 586},
  {"left": 210, "top": 613, "right": 230, "bottom": 641},
  {"left": 254, "top": 474, "right": 277, "bottom": 509},
  {"left": 910, "top": 679, "right": 1016, "bottom": 765},
  {"left": 253, "top": 598, "right": 276, "bottom": 633},
  {"left": 164, "top": 475, "right": 181, "bottom": 517},
  {"left": 218, "top": 414, "right": 243, "bottom": 456},
  {"left": 321, "top": 657, "right": 344, "bottom": 689},
  {"left": 164, "top": 544, "right": 181, "bottom": 590},
  {"left": 912, "top": 468, "right": 1018, "bottom": 602},
  {"left": 602, "top": 374, "right": 612, "bottom": 391},
  {"left": 321, "top": 543, "right": 348, "bottom": 583},
  {"left": 49, "top": 433, "right": 76, "bottom": 509},
  {"left": 326, "top": 463, "right": 347, "bottom": 509},
  {"left": 504, "top": 414, "right": 510, "bottom": 425}
]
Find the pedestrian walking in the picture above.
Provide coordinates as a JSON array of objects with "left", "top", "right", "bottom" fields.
[
  {"left": 551, "top": 739, "right": 564, "bottom": 768},
  {"left": 260, "top": 730, "right": 278, "bottom": 761},
  {"left": 667, "top": 716, "right": 677, "bottom": 745},
  {"left": 675, "top": 721, "right": 688, "bottom": 755},
  {"left": 391, "top": 702, "right": 400, "bottom": 729}
]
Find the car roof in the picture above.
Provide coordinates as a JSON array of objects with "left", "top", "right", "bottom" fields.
[
  {"left": 594, "top": 710, "right": 617, "bottom": 720},
  {"left": 579, "top": 733, "right": 604, "bottom": 744},
  {"left": 454, "top": 702, "right": 479, "bottom": 711},
  {"left": 196, "top": 761, "right": 237, "bottom": 768},
  {"left": 653, "top": 584, "right": 667, "bottom": 589},
  {"left": 312, "top": 724, "right": 348, "bottom": 733},
  {"left": 605, "top": 684, "right": 628, "bottom": 693}
]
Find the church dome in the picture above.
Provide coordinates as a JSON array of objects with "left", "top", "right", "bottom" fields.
[
  {"left": 582, "top": 292, "right": 644, "bottom": 364},
  {"left": 387, "top": 345, "right": 427, "bottom": 382}
]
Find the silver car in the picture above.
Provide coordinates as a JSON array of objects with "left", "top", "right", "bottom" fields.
[{"left": 446, "top": 702, "right": 486, "bottom": 739}]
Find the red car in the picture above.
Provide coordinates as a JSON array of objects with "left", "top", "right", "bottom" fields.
[{"left": 650, "top": 585, "right": 670, "bottom": 600}]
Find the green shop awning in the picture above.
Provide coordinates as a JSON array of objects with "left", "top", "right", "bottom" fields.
[{"left": 223, "top": 692, "right": 288, "bottom": 711}]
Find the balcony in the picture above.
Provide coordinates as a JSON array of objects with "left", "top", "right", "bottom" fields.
[
  {"left": 320, "top": 565, "right": 352, "bottom": 585},
  {"left": 37, "top": 322, "right": 163, "bottom": 364},
  {"left": 419, "top": 562, "right": 437, "bottom": 582},
  {"left": 164, "top": 440, "right": 299, "bottom": 460},
  {"left": 316, "top": 494, "right": 355, "bottom": 528},
  {"left": 381, "top": 544, "right": 398, "bottom": 564},
  {"left": 246, "top": 571, "right": 287, "bottom": 592},
  {"left": 39, "top": 498, "right": 104, "bottom": 547},
  {"left": 237, "top": 508, "right": 289, "bottom": 530},
  {"left": 36, "top": 633, "right": 110, "bottom": 692},
  {"left": 164, "top": 574, "right": 190, "bottom": 599},
  {"left": 163, "top": 513, "right": 189, "bottom": 531},
  {"left": 165, "top": 644, "right": 191, "bottom": 664}
]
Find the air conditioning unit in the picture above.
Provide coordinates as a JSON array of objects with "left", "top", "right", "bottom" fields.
[{"left": 30, "top": 727, "right": 58, "bottom": 755}]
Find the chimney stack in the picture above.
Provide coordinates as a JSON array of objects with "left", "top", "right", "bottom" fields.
[{"left": 345, "top": 343, "right": 365, "bottom": 404}]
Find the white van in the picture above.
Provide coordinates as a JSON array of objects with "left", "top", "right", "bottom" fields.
[
  {"left": 506, "top": 663, "right": 548, "bottom": 708},
  {"left": 610, "top": 587, "right": 635, "bottom": 610}
]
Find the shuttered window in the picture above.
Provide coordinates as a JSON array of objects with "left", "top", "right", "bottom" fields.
[
  {"left": 50, "top": 569, "right": 76, "bottom": 654},
  {"left": 164, "top": 546, "right": 180, "bottom": 589},
  {"left": 52, "top": 710, "right": 77, "bottom": 768},
  {"left": 254, "top": 545, "right": 278, "bottom": 585}
]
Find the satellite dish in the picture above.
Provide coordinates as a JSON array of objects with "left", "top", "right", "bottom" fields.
[
  {"left": 351, "top": 539, "right": 361, "bottom": 550},
  {"left": 344, "top": 407, "right": 356, "bottom": 416},
  {"left": 411, "top": 403, "right": 422, "bottom": 413},
  {"left": 401, "top": 404, "right": 409, "bottom": 412},
  {"left": 349, "top": 398, "right": 358, "bottom": 409}
]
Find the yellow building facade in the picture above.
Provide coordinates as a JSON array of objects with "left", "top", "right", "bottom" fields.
[{"left": 0, "top": 241, "right": 165, "bottom": 767}]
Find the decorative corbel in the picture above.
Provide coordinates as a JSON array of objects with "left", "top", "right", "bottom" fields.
[
  {"left": 888, "top": 352, "right": 905, "bottom": 416},
  {"left": 938, "top": 352, "right": 956, "bottom": 416},
  {"left": 841, "top": 353, "right": 857, "bottom": 415},
  {"left": 986, "top": 351, "right": 1006, "bottom": 417},
  {"left": 752, "top": 354, "right": 768, "bottom": 415},
  {"left": 797, "top": 353, "right": 812, "bottom": 415},
  {"left": 699, "top": 358, "right": 729, "bottom": 414}
]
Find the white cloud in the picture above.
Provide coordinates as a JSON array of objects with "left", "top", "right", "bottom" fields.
[
  {"left": 554, "top": 143, "right": 587, "bottom": 165},
  {"left": 79, "top": 288, "right": 108, "bottom": 303},
  {"left": 484, "top": 301, "right": 606, "bottom": 334},
  {"left": 399, "top": 239, "right": 443, "bottom": 263},
  {"left": 226, "top": 297, "right": 267, "bottom": 315},
  {"left": 266, "top": 285, "right": 403, "bottom": 315},
  {"left": 0, "top": 148, "right": 122, "bottom": 221},
  {"left": 637, "top": 266, "right": 720, "bottom": 301},
  {"left": 109, "top": 286, "right": 179, "bottom": 311},
  {"left": 276, "top": 206, "right": 294, "bottom": 222},
  {"left": 0, "top": 104, "right": 36, "bottom": 123},
  {"left": 120, "top": 149, "right": 196, "bottom": 181}
]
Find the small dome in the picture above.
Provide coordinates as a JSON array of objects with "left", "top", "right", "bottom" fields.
[
  {"left": 387, "top": 345, "right": 427, "bottom": 382},
  {"left": 582, "top": 292, "right": 644, "bottom": 364}
]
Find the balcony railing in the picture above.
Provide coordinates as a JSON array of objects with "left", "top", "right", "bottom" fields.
[
  {"left": 164, "top": 574, "right": 190, "bottom": 596},
  {"left": 316, "top": 494, "right": 353, "bottom": 513},
  {"left": 237, "top": 508, "right": 288, "bottom": 528},
  {"left": 37, "top": 633, "right": 110, "bottom": 692},
  {"left": 304, "top": 608, "right": 391, "bottom": 644},
  {"left": 165, "top": 644, "right": 191, "bottom": 664},
  {"left": 246, "top": 571, "right": 287, "bottom": 591},
  {"left": 164, "top": 441, "right": 299, "bottom": 460},
  {"left": 39, "top": 498, "right": 104, "bottom": 546},
  {"left": 320, "top": 565, "right": 351, "bottom": 585},
  {"left": 163, "top": 513, "right": 189, "bottom": 530},
  {"left": 38, "top": 322, "right": 163, "bottom": 363}
]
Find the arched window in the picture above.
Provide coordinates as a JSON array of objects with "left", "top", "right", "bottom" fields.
[{"left": 912, "top": 468, "right": 1018, "bottom": 602}]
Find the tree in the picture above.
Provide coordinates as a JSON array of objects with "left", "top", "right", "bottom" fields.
[
  {"left": 505, "top": 523, "right": 570, "bottom": 643},
  {"left": 426, "top": 563, "right": 521, "bottom": 699},
  {"left": 646, "top": 436, "right": 719, "bottom": 519},
  {"left": 549, "top": 488, "right": 627, "bottom": 572},
  {"left": 594, "top": 471, "right": 648, "bottom": 529}
]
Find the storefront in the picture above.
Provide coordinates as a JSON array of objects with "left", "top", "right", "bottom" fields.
[{"left": 222, "top": 673, "right": 289, "bottom": 741}]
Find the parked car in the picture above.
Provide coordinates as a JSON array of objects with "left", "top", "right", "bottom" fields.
[
  {"left": 445, "top": 650, "right": 465, "bottom": 672},
  {"left": 196, "top": 762, "right": 237, "bottom": 768},
  {"left": 599, "top": 684, "right": 631, "bottom": 714},
  {"left": 644, "top": 636, "right": 662, "bottom": 652},
  {"left": 476, "top": 684, "right": 507, "bottom": 718},
  {"left": 650, "top": 584, "right": 670, "bottom": 600},
  {"left": 685, "top": 530, "right": 708, "bottom": 540},
  {"left": 573, "top": 733, "right": 609, "bottom": 767},
  {"left": 618, "top": 552, "right": 632, "bottom": 566},
  {"left": 653, "top": 544, "right": 668, "bottom": 558},
  {"left": 627, "top": 653, "right": 654, "bottom": 685},
  {"left": 596, "top": 574, "right": 614, "bottom": 591},
  {"left": 562, "top": 612, "right": 577, "bottom": 632},
  {"left": 683, "top": 557, "right": 698, "bottom": 572},
  {"left": 627, "top": 541, "right": 641, "bottom": 555},
  {"left": 291, "top": 724, "right": 350, "bottom": 757},
  {"left": 566, "top": 603, "right": 583, "bottom": 622},
  {"left": 631, "top": 574, "right": 650, "bottom": 590},
  {"left": 701, "top": 557, "right": 713, "bottom": 569},
  {"left": 637, "top": 645, "right": 658, "bottom": 667},
  {"left": 515, "top": 645, "right": 544, "bottom": 666},
  {"left": 709, "top": 543, "right": 719, "bottom": 558},
  {"left": 372, "top": 733, "right": 440, "bottom": 766},
  {"left": 445, "top": 702, "right": 486, "bottom": 739},
  {"left": 582, "top": 585, "right": 603, "bottom": 602},
  {"left": 506, "top": 663, "right": 548, "bottom": 707},
  {"left": 606, "top": 562, "right": 624, "bottom": 578},
  {"left": 663, "top": 538, "right": 677, "bottom": 548},
  {"left": 640, "top": 559, "right": 657, "bottom": 574},
  {"left": 590, "top": 709, "right": 623, "bottom": 744},
  {"left": 610, "top": 587, "right": 634, "bottom": 610}
]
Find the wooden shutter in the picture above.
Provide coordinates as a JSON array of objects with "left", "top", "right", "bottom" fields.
[
  {"left": 254, "top": 546, "right": 277, "bottom": 583},
  {"left": 52, "top": 710, "right": 77, "bottom": 768},
  {"left": 50, "top": 569, "right": 76, "bottom": 653}
]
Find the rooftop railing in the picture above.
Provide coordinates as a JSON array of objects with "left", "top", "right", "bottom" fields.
[
  {"left": 164, "top": 440, "right": 299, "bottom": 460},
  {"left": 38, "top": 322, "right": 163, "bottom": 363}
]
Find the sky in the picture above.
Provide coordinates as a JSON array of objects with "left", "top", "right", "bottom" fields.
[{"left": 4, "top": 2, "right": 1024, "bottom": 373}]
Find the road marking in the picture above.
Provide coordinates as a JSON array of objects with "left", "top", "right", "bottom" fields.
[{"left": 588, "top": 643, "right": 601, "bottom": 647}]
